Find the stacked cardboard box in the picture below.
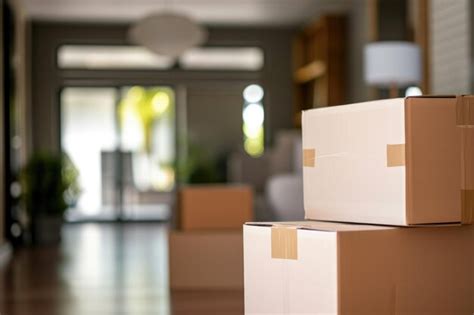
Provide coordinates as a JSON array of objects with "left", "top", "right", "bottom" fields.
[
  {"left": 244, "top": 96, "right": 474, "bottom": 314},
  {"left": 169, "top": 184, "right": 253, "bottom": 289}
]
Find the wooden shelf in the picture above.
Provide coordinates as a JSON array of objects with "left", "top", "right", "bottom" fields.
[
  {"left": 293, "top": 60, "right": 326, "bottom": 83},
  {"left": 292, "top": 15, "right": 347, "bottom": 127}
]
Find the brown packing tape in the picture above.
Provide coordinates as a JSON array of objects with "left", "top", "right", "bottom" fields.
[
  {"left": 456, "top": 96, "right": 474, "bottom": 127},
  {"left": 461, "top": 190, "right": 474, "bottom": 224},
  {"left": 457, "top": 96, "right": 474, "bottom": 224},
  {"left": 271, "top": 226, "right": 298, "bottom": 260},
  {"left": 303, "top": 149, "right": 316, "bottom": 167},
  {"left": 386, "top": 144, "right": 405, "bottom": 167},
  {"left": 461, "top": 127, "right": 474, "bottom": 191},
  {"left": 460, "top": 128, "right": 474, "bottom": 224}
]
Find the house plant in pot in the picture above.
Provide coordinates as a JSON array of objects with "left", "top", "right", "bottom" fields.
[{"left": 21, "top": 152, "right": 80, "bottom": 245}]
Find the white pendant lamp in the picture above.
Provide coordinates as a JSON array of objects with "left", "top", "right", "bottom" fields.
[{"left": 129, "top": 12, "right": 208, "bottom": 58}]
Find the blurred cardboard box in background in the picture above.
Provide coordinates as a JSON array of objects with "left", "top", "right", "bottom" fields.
[
  {"left": 169, "top": 230, "right": 243, "bottom": 289},
  {"left": 178, "top": 185, "right": 253, "bottom": 230},
  {"left": 169, "top": 184, "right": 253, "bottom": 289}
]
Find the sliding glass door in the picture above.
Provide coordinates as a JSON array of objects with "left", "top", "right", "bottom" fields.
[{"left": 60, "top": 86, "right": 175, "bottom": 221}]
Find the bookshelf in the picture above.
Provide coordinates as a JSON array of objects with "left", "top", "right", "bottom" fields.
[{"left": 293, "top": 15, "right": 347, "bottom": 126}]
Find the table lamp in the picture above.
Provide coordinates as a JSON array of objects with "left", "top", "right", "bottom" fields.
[{"left": 364, "top": 41, "right": 421, "bottom": 98}]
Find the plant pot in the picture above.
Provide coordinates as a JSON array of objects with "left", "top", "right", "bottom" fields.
[{"left": 34, "top": 215, "right": 63, "bottom": 245}]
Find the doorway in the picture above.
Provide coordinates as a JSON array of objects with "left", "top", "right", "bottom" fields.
[{"left": 60, "top": 86, "right": 176, "bottom": 221}]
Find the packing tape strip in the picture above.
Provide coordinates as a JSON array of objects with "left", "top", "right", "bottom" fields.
[
  {"left": 271, "top": 226, "right": 298, "bottom": 260},
  {"left": 387, "top": 144, "right": 405, "bottom": 167},
  {"left": 461, "top": 129, "right": 474, "bottom": 224},
  {"left": 456, "top": 95, "right": 474, "bottom": 127},
  {"left": 303, "top": 148, "right": 316, "bottom": 167},
  {"left": 461, "top": 126, "right": 474, "bottom": 191},
  {"left": 458, "top": 96, "right": 474, "bottom": 224},
  {"left": 461, "top": 190, "right": 474, "bottom": 224}
]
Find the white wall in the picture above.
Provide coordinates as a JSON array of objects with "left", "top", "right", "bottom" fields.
[{"left": 430, "top": 0, "right": 471, "bottom": 94}]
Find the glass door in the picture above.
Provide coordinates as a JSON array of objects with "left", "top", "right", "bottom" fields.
[{"left": 60, "top": 86, "right": 175, "bottom": 221}]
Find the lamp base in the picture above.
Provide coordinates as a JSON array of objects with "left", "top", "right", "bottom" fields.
[{"left": 389, "top": 83, "right": 399, "bottom": 98}]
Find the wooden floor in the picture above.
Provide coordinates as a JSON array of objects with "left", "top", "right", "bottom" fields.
[{"left": 0, "top": 223, "right": 244, "bottom": 315}]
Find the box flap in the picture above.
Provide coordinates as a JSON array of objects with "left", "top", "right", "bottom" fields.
[
  {"left": 245, "top": 221, "right": 393, "bottom": 232},
  {"left": 405, "top": 95, "right": 456, "bottom": 99},
  {"left": 245, "top": 221, "right": 461, "bottom": 230},
  {"left": 302, "top": 98, "right": 405, "bottom": 114}
]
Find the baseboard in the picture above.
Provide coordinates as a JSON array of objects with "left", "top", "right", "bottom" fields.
[{"left": 0, "top": 242, "right": 12, "bottom": 269}]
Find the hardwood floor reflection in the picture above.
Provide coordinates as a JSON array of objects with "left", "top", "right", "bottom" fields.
[{"left": 0, "top": 223, "right": 244, "bottom": 315}]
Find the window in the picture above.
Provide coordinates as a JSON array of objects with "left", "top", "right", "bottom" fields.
[
  {"left": 57, "top": 45, "right": 264, "bottom": 71},
  {"left": 61, "top": 86, "right": 176, "bottom": 220},
  {"left": 57, "top": 45, "right": 175, "bottom": 70},
  {"left": 179, "top": 47, "right": 263, "bottom": 70}
]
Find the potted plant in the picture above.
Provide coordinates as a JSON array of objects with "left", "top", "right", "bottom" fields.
[{"left": 21, "top": 152, "right": 80, "bottom": 245}]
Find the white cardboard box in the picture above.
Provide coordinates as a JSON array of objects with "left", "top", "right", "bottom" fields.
[
  {"left": 244, "top": 221, "right": 474, "bottom": 314},
  {"left": 302, "top": 96, "right": 474, "bottom": 226}
]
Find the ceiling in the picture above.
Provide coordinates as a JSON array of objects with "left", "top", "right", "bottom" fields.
[{"left": 18, "top": 0, "right": 352, "bottom": 26}]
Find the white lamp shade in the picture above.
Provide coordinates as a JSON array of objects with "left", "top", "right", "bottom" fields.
[
  {"left": 364, "top": 41, "right": 421, "bottom": 87},
  {"left": 129, "top": 12, "right": 208, "bottom": 57}
]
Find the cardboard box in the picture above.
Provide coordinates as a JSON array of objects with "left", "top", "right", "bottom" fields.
[
  {"left": 244, "top": 221, "right": 474, "bottom": 314},
  {"left": 302, "top": 96, "right": 474, "bottom": 225},
  {"left": 178, "top": 185, "right": 253, "bottom": 230},
  {"left": 169, "top": 230, "right": 243, "bottom": 289}
]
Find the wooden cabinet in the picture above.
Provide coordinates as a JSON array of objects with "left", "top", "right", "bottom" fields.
[{"left": 293, "top": 15, "right": 347, "bottom": 126}]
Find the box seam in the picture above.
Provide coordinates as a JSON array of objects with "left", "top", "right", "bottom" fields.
[{"left": 336, "top": 233, "right": 341, "bottom": 315}]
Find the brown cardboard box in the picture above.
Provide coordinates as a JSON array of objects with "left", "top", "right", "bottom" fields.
[
  {"left": 178, "top": 185, "right": 253, "bottom": 230},
  {"left": 244, "top": 221, "right": 474, "bottom": 314},
  {"left": 302, "top": 96, "right": 474, "bottom": 225},
  {"left": 169, "top": 230, "right": 243, "bottom": 289}
]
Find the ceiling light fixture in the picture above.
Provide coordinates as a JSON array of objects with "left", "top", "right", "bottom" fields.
[{"left": 128, "top": 12, "right": 208, "bottom": 58}]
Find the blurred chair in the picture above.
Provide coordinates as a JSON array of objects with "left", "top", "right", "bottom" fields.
[
  {"left": 228, "top": 129, "right": 304, "bottom": 221},
  {"left": 101, "top": 150, "right": 173, "bottom": 220},
  {"left": 265, "top": 130, "right": 304, "bottom": 221},
  {"left": 265, "top": 174, "right": 303, "bottom": 221},
  {"left": 101, "top": 150, "right": 136, "bottom": 206},
  {"left": 269, "top": 129, "right": 302, "bottom": 174},
  {"left": 227, "top": 149, "right": 269, "bottom": 193}
]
